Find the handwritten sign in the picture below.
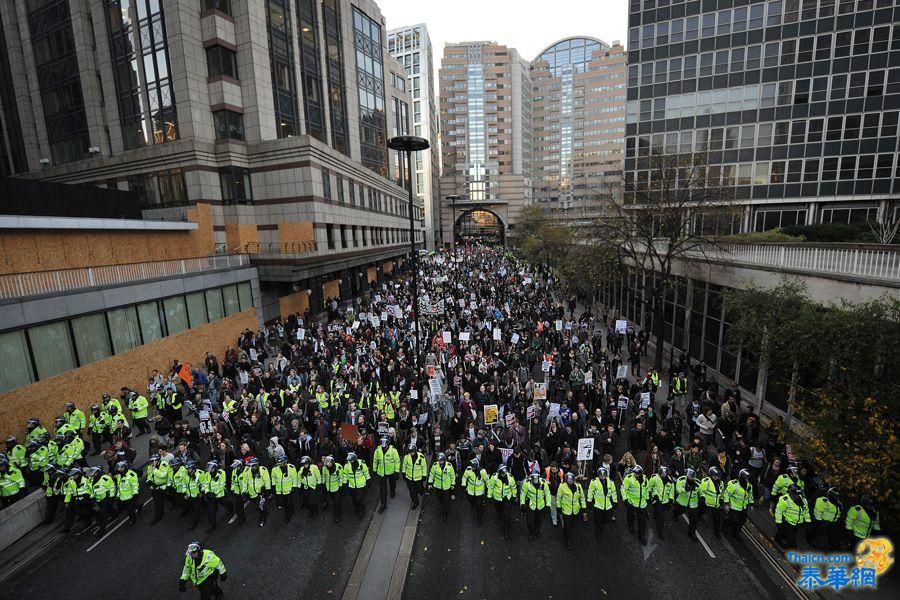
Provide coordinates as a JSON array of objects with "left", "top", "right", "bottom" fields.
[
  {"left": 484, "top": 404, "right": 499, "bottom": 425},
  {"left": 577, "top": 438, "right": 595, "bottom": 461}
]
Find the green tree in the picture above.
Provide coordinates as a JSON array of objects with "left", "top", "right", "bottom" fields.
[{"left": 726, "top": 282, "right": 900, "bottom": 523}]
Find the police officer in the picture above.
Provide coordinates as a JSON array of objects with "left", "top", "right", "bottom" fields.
[
  {"left": 25, "top": 418, "right": 47, "bottom": 443},
  {"left": 674, "top": 467, "right": 701, "bottom": 541},
  {"left": 88, "top": 405, "right": 110, "bottom": 455},
  {"left": 648, "top": 466, "right": 675, "bottom": 539},
  {"left": 298, "top": 455, "right": 322, "bottom": 518},
  {"left": 185, "top": 460, "right": 204, "bottom": 530},
  {"left": 845, "top": 495, "right": 880, "bottom": 546},
  {"left": 42, "top": 464, "right": 65, "bottom": 523},
  {"left": 587, "top": 466, "right": 617, "bottom": 541},
  {"left": 179, "top": 541, "right": 227, "bottom": 599},
  {"left": 428, "top": 452, "right": 456, "bottom": 522},
  {"left": 809, "top": 487, "right": 842, "bottom": 551},
  {"left": 228, "top": 459, "right": 246, "bottom": 526},
  {"left": 0, "top": 457, "right": 26, "bottom": 507},
  {"left": 488, "top": 465, "right": 516, "bottom": 539},
  {"left": 146, "top": 454, "right": 173, "bottom": 524},
  {"left": 271, "top": 454, "right": 297, "bottom": 522},
  {"left": 91, "top": 466, "right": 117, "bottom": 535},
  {"left": 201, "top": 460, "right": 228, "bottom": 532},
  {"left": 775, "top": 484, "right": 810, "bottom": 548},
  {"left": 623, "top": 465, "right": 650, "bottom": 545},
  {"left": 5, "top": 436, "right": 26, "bottom": 470},
  {"left": 63, "top": 402, "right": 86, "bottom": 436},
  {"left": 402, "top": 442, "right": 428, "bottom": 509},
  {"left": 770, "top": 465, "right": 803, "bottom": 513},
  {"left": 115, "top": 460, "right": 140, "bottom": 525},
  {"left": 557, "top": 471, "right": 586, "bottom": 550},
  {"left": 242, "top": 458, "right": 271, "bottom": 527},
  {"left": 723, "top": 469, "right": 754, "bottom": 536},
  {"left": 343, "top": 452, "right": 369, "bottom": 519},
  {"left": 321, "top": 455, "right": 344, "bottom": 523},
  {"left": 127, "top": 391, "right": 151, "bottom": 435},
  {"left": 461, "top": 458, "right": 489, "bottom": 525},
  {"left": 699, "top": 466, "right": 726, "bottom": 538},
  {"left": 373, "top": 436, "right": 400, "bottom": 512},
  {"left": 520, "top": 471, "right": 551, "bottom": 541}
]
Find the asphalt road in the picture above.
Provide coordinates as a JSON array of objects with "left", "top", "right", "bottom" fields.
[
  {"left": 2, "top": 487, "right": 377, "bottom": 599},
  {"left": 404, "top": 493, "right": 792, "bottom": 600}
]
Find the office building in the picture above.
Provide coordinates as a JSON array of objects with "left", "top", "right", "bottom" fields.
[
  {"left": 0, "top": 0, "right": 423, "bottom": 320},
  {"left": 388, "top": 23, "right": 441, "bottom": 249},
  {"left": 625, "top": 0, "right": 899, "bottom": 233},
  {"left": 438, "top": 41, "right": 533, "bottom": 245},
  {"left": 531, "top": 37, "right": 627, "bottom": 219}
]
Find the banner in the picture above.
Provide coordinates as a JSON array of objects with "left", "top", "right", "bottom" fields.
[
  {"left": 418, "top": 297, "right": 446, "bottom": 315},
  {"left": 577, "top": 438, "right": 595, "bottom": 461}
]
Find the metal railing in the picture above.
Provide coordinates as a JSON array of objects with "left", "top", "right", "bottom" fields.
[
  {"left": 0, "top": 254, "right": 251, "bottom": 300},
  {"left": 697, "top": 243, "right": 900, "bottom": 282},
  {"left": 234, "top": 240, "right": 318, "bottom": 256}
]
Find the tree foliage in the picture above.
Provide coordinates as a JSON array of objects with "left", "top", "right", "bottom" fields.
[{"left": 726, "top": 280, "right": 900, "bottom": 523}]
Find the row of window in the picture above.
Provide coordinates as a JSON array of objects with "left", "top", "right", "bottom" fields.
[
  {"left": 628, "top": 71, "right": 900, "bottom": 123},
  {"left": 630, "top": 111, "right": 900, "bottom": 154},
  {"left": 0, "top": 282, "right": 253, "bottom": 393},
  {"left": 322, "top": 169, "right": 421, "bottom": 220},
  {"left": 629, "top": 153, "right": 898, "bottom": 188},
  {"left": 751, "top": 204, "right": 879, "bottom": 230},
  {"left": 324, "top": 224, "right": 414, "bottom": 250},
  {"left": 630, "top": 0, "right": 894, "bottom": 26}
]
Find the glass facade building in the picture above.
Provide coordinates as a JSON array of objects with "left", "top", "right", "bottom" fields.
[
  {"left": 353, "top": 6, "right": 388, "bottom": 176},
  {"left": 626, "top": 0, "right": 899, "bottom": 230}
]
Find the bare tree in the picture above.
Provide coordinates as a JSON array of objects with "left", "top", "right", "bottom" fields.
[
  {"left": 592, "top": 149, "right": 737, "bottom": 371},
  {"left": 869, "top": 213, "right": 900, "bottom": 245}
]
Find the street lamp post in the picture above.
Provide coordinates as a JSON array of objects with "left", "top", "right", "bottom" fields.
[
  {"left": 446, "top": 194, "right": 461, "bottom": 249},
  {"left": 388, "top": 135, "right": 430, "bottom": 394}
]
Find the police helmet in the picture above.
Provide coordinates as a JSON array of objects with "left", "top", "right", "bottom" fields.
[
  {"left": 470, "top": 458, "right": 479, "bottom": 469},
  {"left": 632, "top": 465, "right": 644, "bottom": 476},
  {"left": 686, "top": 468, "right": 696, "bottom": 479},
  {"left": 186, "top": 542, "right": 203, "bottom": 557},
  {"left": 597, "top": 466, "right": 609, "bottom": 478},
  {"left": 115, "top": 461, "right": 129, "bottom": 474}
]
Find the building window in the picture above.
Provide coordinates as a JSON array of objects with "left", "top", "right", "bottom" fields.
[
  {"left": 213, "top": 110, "right": 245, "bottom": 140},
  {"left": 200, "top": 0, "right": 231, "bottom": 14},
  {"left": 136, "top": 0, "right": 178, "bottom": 144},
  {"left": 326, "top": 224, "right": 335, "bottom": 249},
  {"left": 104, "top": 0, "right": 146, "bottom": 150},
  {"left": 267, "top": 0, "right": 298, "bottom": 138},
  {"left": 107, "top": 307, "right": 142, "bottom": 354},
  {"left": 0, "top": 331, "right": 35, "bottom": 392},
  {"left": 71, "top": 313, "right": 112, "bottom": 366},
  {"left": 353, "top": 7, "right": 388, "bottom": 175},
  {"left": 27, "top": 0, "right": 90, "bottom": 163},
  {"left": 156, "top": 169, "right": 188, "bottom": 207},
  {"left": 296, "top": 0, "right": 325, "bottom": 141},
  {"left": 323, "top": 0, "right": 350, "bottom": 154},
  {"left": 340, "top": 224, "right": 347, "bottom": 248},
  {"left": 336, "top": 174, "right": 345, "bottom": 203},
  {"left": 207, "top": 45, "right": 238, "bottom": 79},
  {"left": 219, "top": 167, "right": 252, "bottom": 204},
  {"left": 28, "top": 321, "right": 78, "bottom": 380},
  {"left": 323, "top": 170, "right": 332, "bottom": 200}
]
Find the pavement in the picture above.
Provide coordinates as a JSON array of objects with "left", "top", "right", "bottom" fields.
[{"left": 0, "top": 481, "right": 376, "bottom": 599}]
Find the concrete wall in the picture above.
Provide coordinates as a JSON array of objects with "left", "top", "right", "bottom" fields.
[
  {"left": 0, "top": 309, "right": 258, "bottom": 438},
  {"left": 0, "top": 204, "right": 216, "bottom": 275}
]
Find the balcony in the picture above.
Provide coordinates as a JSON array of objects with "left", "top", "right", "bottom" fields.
[
  {"left": 0, "top": 254, "right": 251, "bottom": 301},
  {"left": 691, "top": 243, "right": 900, "bottom": 285}
]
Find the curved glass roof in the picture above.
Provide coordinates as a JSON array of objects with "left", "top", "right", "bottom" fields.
[{"left": 534, "top": 37, "right": 608, "bottom": 76}]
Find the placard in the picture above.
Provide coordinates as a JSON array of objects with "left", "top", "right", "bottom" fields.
[
  {"left": 340, "top": 423, "right": 359, "bottom": 442},
  {"left": 483, "top": 404, "right": 499, "bottom": 425},
  {"left": 377, "top": 421, "right": 389, "bottom": 435},
  {"left": 459, "top": 332, "right": 471, "bottom": 342},
  {"left": 417, "top": 413, "right": 428, "bottom": 426},
  {"left": 523, "top": 277, "right": 532, "bottom": 285},
  {"left": 615, "top": 319, "right": 628, "bottom": 334},
  {"left": 429, "top": 378, "right": 443, "bottom": 403},
  {"left": 534, "top": 382, "right": 547, "bottom": 400},
  {"left": 617, "top": 398, "right": 629, "bottom": 410},
  {"left": 297, "top": 328, "right": 306, "bottom": 340},
  {"left": 442, "top": 331, "right": 452, "bottom": 344},
  {"left": 526, "top": 405, "right": 537, "bottom": 420},
  {"left": 500, "top": 447, "right": 513, "bottom": 465},
  {"left": 381, "top": 311, "right": 388, "bottom": 322},
  {"left": 352, "top": 320, "right": 360, "bottom": 330},
  {"left": 505, "top": 414, "right": 515, "bottom": 426},
  {"left": 584, "top": 370, "right": 593, "bottom": 385},
  {"left": 640, "top": 392, "right": 652, "bottom": 409},
  {"left": 511, "top": 333, "right": 520, "bottom": 345},
  {"left": 548, "top": 403, "right": 561, "bottom": 419},
  {"left": 616, "top": 365, "right": 629, "bottom": 380},
  {"left": 409, "top": 389, "right": 419, "bottom": 400},
  {"left": 492, "top": 328, "right": 501, "bottom": 341},
  {"left": 370, "top": 316, "right": 380, "bottom": 327},
  {"left": 555, "top": 320, "right": 563, "bottom": 331},
  {"left": 577, "top": 438, "right": 595, "bottom": 461}
]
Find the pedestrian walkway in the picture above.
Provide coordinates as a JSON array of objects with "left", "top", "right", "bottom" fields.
[{"left": 343, "top": 498, "right": 417, "bottom": 600}]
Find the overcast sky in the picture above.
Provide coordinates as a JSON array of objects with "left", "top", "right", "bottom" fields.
[{"left": 377, "top": 0, "right": 629, "bottom": 63}]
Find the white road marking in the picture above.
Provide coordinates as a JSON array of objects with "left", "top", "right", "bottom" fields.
[
  {"left": 0, "top": 532, "right": 66, "bottom": 583},
  {"left": 682, "top": 514, "right": 716, "bottom": 559},
  {"left": 86, "top": 517, "right": 128, "bottom": 552},
  {"left": 227, "top": 500, "right": 251, "bottom": 524}
]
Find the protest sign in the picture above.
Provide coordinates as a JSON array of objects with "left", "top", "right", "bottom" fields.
[
  {"left": 500, "top": 448, "right": 513, "bottom": 465},
  {"left": 615, "top": 319, "right": 628, "bottom": 334},
  {"left": 640, "top": 392, "right": 652, "bottom": 409},
  {"left": 616, "top": 365, "right": 629, "bottom": 380},
  {"left": 618, "top": 397, "right": 629, "bottom": 410},
  {"left": 541, "top": 360, "right": 551, "bottom": 372},
  {"left": 493, "top": 328, "right": 501, "bottom": 341},
  {"left": 555, "top": 320, "right": 563, "bottom": 331},
  {"left": 548, "top": 403, "right": 561, "bottom": 419},
  {"left": 505, "top": 414, "right": 515, "bottom": 427},
  {"left": 297, "top": 328, "right": 306, "bottom": 340},
  {"left": 584, "top": 370, "right": 593, "bottom": 384},
  {"left": 484, "top": 404, "right": 499, "bottom": 425},
  {"left": 429, "top": 378, "right": 443, "bottom": 403},
  {"left": 534, "top": 382, "right": 547, "bottom": 400},
  {"left": 377, "top": 422, "right": 389, "bottom": 435},
  {"left": 442, "top": 331, "right": 452, "bottom": 344},
  {"left": 526, "top": 405, "right": 536, "bottom": 420},
  {"left": 511, "top": 333, "right": 520, "bottom": 345},
  {"left": 577, "top": 438, "right": 595, "bottom": 461},
  {"left": 459, "top": 332, "right": 471, "bottom": 342}
]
